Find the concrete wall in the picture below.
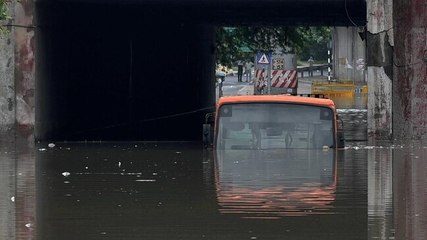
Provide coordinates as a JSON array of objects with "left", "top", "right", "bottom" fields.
[
  {"left": 14, "top": 0, "right": 35, "bottom": 139},
  {"left": 0, "top": 2, "right": 15, "bottom": 134},
  {"left": 393, "top": 0, "right": 427, "bottom": 140},
  {"left": 367, "top": 0, "right": 427, "bottom": 140},
  {"left": 333, "top": 27, "right": 366, "bottom": 83},
  {"left": 0, "top": 0, "right": 35, "bottom": 140},
  {"left": 366, "top": 0, "right": 394, "bottom": 139}
]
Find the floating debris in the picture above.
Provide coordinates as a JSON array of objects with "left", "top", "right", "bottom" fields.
[
  {"left": 38, "top": 148, "right": 47, "bottom": 152},
  {"left": 11, "top": 196, "right": 15, "bottom": 202},
  {"left": 48, "top": 143, "right": 55, "bottom": 148},
  {"left": 62, "top": 172, "right": 71, "bottom": 177},
  {"left": 136, "top": 179, "right": 156, "bottom": 182}
]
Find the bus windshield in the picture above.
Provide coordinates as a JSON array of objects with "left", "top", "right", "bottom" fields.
[{"left": 216, "top": 103, "right": 334, "bottom": 150}]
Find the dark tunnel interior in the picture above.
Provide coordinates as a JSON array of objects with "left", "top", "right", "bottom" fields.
[{"left": 35, "top": 0, "right": 366, "bottom": 141}]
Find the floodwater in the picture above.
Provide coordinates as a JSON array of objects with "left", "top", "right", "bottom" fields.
[{"left": 1, "top": 96, "right": 426, "bottom": 240}]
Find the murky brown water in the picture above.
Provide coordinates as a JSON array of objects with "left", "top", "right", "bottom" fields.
[{"left": 1, "top": 107, "right": 426, "bottom": 240}]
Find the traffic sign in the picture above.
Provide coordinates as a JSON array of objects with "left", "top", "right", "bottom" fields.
[
  {"left": 272, "top": 58, "right": 284, "bottom": 70},
  {"left": 256, "top": 53, "right": 271, "bottom": 65}
]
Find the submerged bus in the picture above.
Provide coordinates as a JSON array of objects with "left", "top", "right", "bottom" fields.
[{"left": 203, "top": 95, "right": 344, "bottom": 149}]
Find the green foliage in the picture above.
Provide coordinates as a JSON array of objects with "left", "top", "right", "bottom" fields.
[
  {"left": 215, "top": 27, "right": 247, "bottom": 68},
  {"left": 0, "top": 0, "right": 10, "bottom": 36},
  {"left": 0, "top": 0, "right": 7, "bottom": 21},
  {"left": 296, "top": 27, "right": 332, "bottom": 62},
  {"left": 215, "top": 26, "right": 332, "bottom": 67}
]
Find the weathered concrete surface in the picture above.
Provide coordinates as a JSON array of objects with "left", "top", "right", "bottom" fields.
[
  {"left": 14, "top": 0, "right": 35, "bottom": 138},
  {"left": 0, "top": 0, "right": 35, "bottom": 139},
  {"left": 367, "top": 67, "right": 392, "bottom": 137},
  {"left": 367, "top": 0, "right": 394, "bottom": 139},
  {"left": 393, "top": 0, "right": 427, "bottom": 139},
  {"left": 0, "top": 2, "right": 15, "bottom": 133},
  {"left": 333, "top": 27, "right": 366, "bottom": 83}
]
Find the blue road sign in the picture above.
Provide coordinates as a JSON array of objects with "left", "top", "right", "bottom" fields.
[{"left": 256, "top": 53, "right": 271, "bottom": 65}]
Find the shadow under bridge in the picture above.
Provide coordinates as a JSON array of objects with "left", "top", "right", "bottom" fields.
[{"left": 35, "top": 0, "right": 366, "bottom": 141}]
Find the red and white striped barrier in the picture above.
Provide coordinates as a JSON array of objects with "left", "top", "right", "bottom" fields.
[
  {"left": 254, "top": 69, "right": 297, "bottom": 88},
  {"left": 271, "top": 70, "right": 297, "bottom": 88},
  {"left": 254, "top": 69, "right": 267, "bottom": 88}
]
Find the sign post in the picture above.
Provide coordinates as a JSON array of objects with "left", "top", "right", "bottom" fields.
[
  {"left": 255, "top": 52, "right": 272, "bottom": 95},
  {"left": 254, "top": 52, "right": 298, "bottom": 95}
]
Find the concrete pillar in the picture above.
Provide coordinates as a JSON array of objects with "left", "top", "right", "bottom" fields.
[
  {"left": 333, "top": 27, "right": 366, "bottom": 84},
  {"left": 393, "top": 0, "right": 427, "bottom": 140},
  {"left": 366, "top": 0, "right": 394, "bottom": 139},
  {"left": 0, "top": 1, "right": 35, "bottom": 140},
  {"left": 0, "top": 2, "right": 15, "bottom": 136}
]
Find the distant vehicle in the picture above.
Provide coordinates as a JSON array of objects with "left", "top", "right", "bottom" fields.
[
  {"left": 215, "top": 70, "right": 226, "bottom": 77},
  {"left": 216, "top": 70, "right": 226, "bottom": 82},
  {"left": 216, "top": 65, "right": 238, "bottom": 78},
  {"left": 203, "top": 95, "right": 345, "bottom": 149}
]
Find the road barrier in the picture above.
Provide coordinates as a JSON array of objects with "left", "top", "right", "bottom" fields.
[
  {"left": 297, "top": 64, "right": 329, "bottom": 78},
  {"left": 311, "top": 81, "right": 367, "bottom": 95}
]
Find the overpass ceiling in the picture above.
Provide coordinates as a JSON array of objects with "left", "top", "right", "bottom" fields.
[{"left": 44, "top": 0, "right": 366, "bottom": 26}]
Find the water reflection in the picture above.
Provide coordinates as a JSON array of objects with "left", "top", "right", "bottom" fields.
[
  {"left": 368, "top": 145, "right": 394, "bottom": 240},
  {"left": 1, "top": 138, "right": 425, "bottom": 239},
  {"left": 32, "top": 142, "right": 367, "bottom": 239},
  {"left": 0, "top": 139, "right": 36, "bottom": 240},
  {"left": 0, "top": 142, "right": 16, "bottom": 240},
  {"left": 214, "top": 149, "right": 337, "bottom": 218},
  {"left": 367, "top": 143, "right": 427, "bottom": 240}
]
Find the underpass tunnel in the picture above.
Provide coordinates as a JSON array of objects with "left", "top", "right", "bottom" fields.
[
  {"left": 36, "top": 3, "right": 217, "bottom": 141},
  {"left": 34, "top": 0, "right": 366, "bottom": 141}
]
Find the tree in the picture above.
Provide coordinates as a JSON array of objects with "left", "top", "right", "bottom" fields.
[
  {"left": 215, "top": 26, "right": 331, "bottom": 67},
  {"left": 296, "top": 27, "right": 332, "bottom": 62},
  {"left": 0, "top": 0, "right": 9, "bottom": 35},
  {"left": 215, "top": 27, "right": 246, "bottom": 68}
]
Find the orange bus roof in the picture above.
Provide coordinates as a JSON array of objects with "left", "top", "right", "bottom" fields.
[{"left": 217, "top": 95, "right": 336, "bottom": 109}]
